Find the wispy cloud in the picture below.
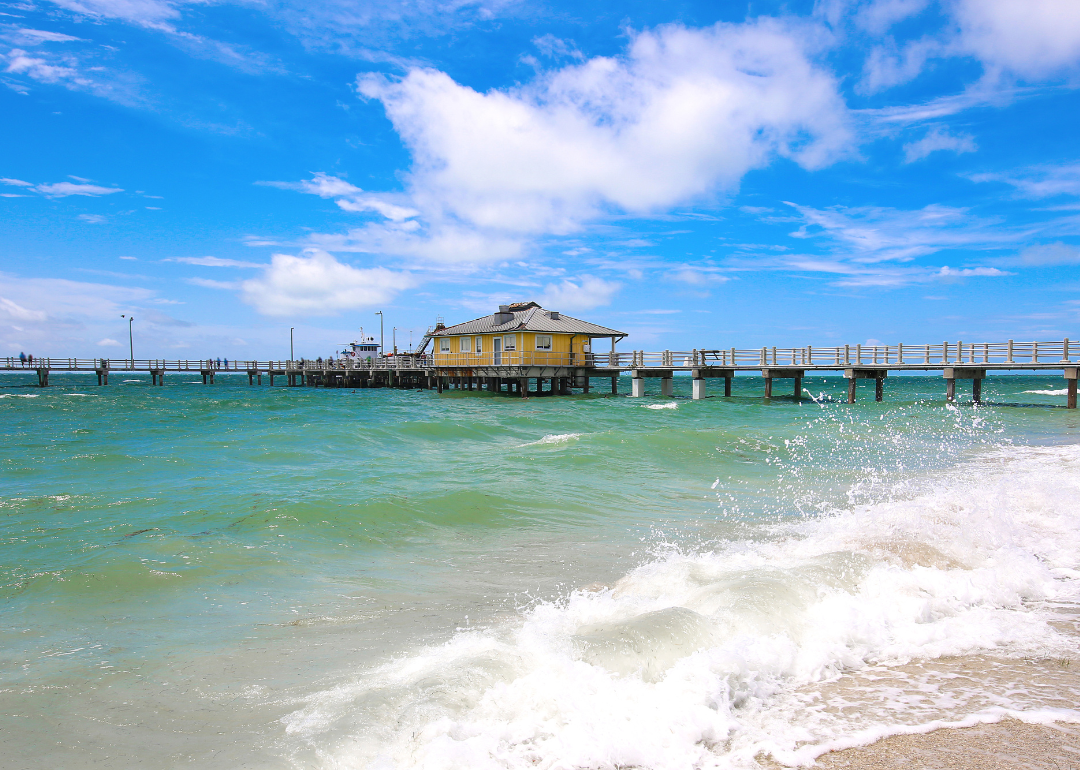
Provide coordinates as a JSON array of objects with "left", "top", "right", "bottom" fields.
[{"left": 168, "top": 256, "right": 268, "bottom": 268}]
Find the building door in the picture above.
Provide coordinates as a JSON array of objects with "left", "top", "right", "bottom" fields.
[{"left": 493, "top": 337, "right": 502, "bottom": 365}]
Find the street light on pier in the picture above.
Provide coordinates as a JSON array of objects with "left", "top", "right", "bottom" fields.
[
  {"left": 375, "top": 311, "right": 384, "bottom": 358},
  {"left": 393, "top": 326, "right": 398, "bottom": 355},
  {"left": 120, "top": 314, "right": 134, "bottom": 365},
  {"left": 290, "top": 327, "right": 294, "bottom": 362}
]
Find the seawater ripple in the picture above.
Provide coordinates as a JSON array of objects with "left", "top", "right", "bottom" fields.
[{"left": 0, "top": 372, "right": 1078, "bottom": 769}]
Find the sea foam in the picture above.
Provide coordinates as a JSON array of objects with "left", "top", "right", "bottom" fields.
[{"left": 282, "top": 443, "right": 1080, "bottom": 768}]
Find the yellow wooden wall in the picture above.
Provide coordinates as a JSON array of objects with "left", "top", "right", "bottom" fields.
[{"left": 431, "top": 332, "right": 582, "bottom": 365}]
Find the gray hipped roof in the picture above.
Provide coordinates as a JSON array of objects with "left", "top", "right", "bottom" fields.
[{"left": 430, "top": 303, "right": 626, "bottom": 338}]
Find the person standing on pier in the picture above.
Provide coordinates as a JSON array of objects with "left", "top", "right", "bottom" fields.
[{"left": 19, "top": 352, "right": 25, "bottom": 365}]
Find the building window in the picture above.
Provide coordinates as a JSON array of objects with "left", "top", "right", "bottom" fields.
[
  {"left": 535, "top": 334, "right": 552, "bottom": 350},
  {"left": 503, "top": 335, "right": 516, "bottom": 351},
  {"left": 475, "top": 337, "right": 483, "bottom": 353},
  {"left": 440, "top": 338, "right": 450, "bottom": 353},
  {"left": 460, "top": 337, "right": 472, "bottom": 352}
]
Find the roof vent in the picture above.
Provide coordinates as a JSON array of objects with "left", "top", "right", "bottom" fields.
[
  {"left": 498, "top": 305, "right": 510, "bottom": 313},
  {"left": 549, "top": 311, "right": 560, "bottom": 320}
]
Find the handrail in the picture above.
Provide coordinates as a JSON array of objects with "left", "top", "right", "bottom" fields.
[{"left": 1, "top": 339, "right": 1077, "bottom": 371}]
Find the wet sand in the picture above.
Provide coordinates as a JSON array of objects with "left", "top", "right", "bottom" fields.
[{"left": 815, "top": 719, "right": 1080, "bottom": 770}]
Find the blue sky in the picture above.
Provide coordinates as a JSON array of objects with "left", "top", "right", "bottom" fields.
[{"left": 2, "top": 0, "right": 1079, "bottom": 359}]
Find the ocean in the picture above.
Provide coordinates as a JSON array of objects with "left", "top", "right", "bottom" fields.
[{"left": 1, "top": 373, "right": 1078, "bottom": 769}]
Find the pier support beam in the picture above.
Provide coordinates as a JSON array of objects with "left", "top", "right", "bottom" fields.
[
  {"left": 1066, "top": 368, "right": 1077, "bottom": 409},
  {"left": 519, "top": 378, "right": 529, "bottom": 398},
  {"left": 943, "top": 368, "right": 985, "bottom": 404},
  {"left": 692, "top": 377, "right": 706, "bottom": 400},
  {"left": 844, "top": 369, "right": 888, "bottom": 403},
  {"left": 761, "top": 369, "right": 805, "bottom": 401},
  {"left": 611, "top": 376, "right": 618, "bottom": 395},
  {"left": 631, "top": 375, "right": 645, "bottom": 398},
  {"left": 36, "top": 368, "right": 48, "bottom": 387},
  {"left": 725, "top": 377, "right": 732, "bottom": 397},
  {"left": 152, "top": 370, "right": 164, "bottom": 386},
  {"left": 96, "top": 368, "right": 108, "bottom": 386},
  {"left": 660, "top": 377, "right": 673, "bottom": 397}
]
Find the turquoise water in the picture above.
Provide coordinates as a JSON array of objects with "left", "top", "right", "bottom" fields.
[{"left": 2, "top": 373, "right": 1079, "bottom": 768}]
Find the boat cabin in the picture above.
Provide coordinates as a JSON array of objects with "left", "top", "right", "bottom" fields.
[{"left": 424, "top": 302, "right": 626, "bottom": 367}]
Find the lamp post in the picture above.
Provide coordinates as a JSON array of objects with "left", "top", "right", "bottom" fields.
[
  {"left": 393, "top": 327, "right": 398, "bottom": 355},
  {"left": 375, "top": 311, "right": 384, "bottom": 357},
  {"left": 290, "top": 327, "right": 294, "bottom": 363},
  {"left": 120, "top": 314, "right": 134, "bottom": 365}
]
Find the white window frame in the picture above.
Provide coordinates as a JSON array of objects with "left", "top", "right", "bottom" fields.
[
  {"left": 503, "top": 335, "right": 516, "bottom": 351},
  {"left": 459, "top": 336, "right": 472, "bottom": 353},
  {"left": 535, "top": 334, "right": 552, "bottom": 351},
  {"left": 475, "top": 336, "right": 483, "bottom": 353},
  {"left": 440, "top": 338, "right": 451, "bottom": 353}
]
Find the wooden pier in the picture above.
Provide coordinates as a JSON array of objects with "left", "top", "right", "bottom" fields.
[{"left": 2, "top": 338, "right": 1078, "bottom": 408}]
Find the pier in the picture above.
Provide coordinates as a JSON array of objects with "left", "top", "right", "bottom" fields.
[{"left": 3, "top": 338, "right": 1078, "bottom": 408}]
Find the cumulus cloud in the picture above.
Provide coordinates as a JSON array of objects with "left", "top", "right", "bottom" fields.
[
  {"left": 951, "top": 0, "right": 1080, "bottom": 81},
  {"left": 357, "top": 20, "right": 851, "bottom": 240},
  {"left": 97, "top": 337, "right": 122, "bottom": 346},
  {"left": 902, "top": 125, "right": 977, "bottom": 162},
  {"left": 857, "top": 0, "right": 1080, "bottom": 92},
  {"left": 537, "top": 276, "right": 621, "bottom": 311},
  {"left": 267, "top": 19, "right": 853, "bottom": 264},
  {"left": 239, "top": 249, "right": 415, "bottom": 316}
]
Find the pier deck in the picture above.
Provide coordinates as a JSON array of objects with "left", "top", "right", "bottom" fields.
[{"left": 3, "top": 338, "right": 1078, "bottom": 407}]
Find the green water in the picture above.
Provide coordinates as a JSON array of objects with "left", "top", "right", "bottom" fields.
[{"left": 1, "top": 372, "right": 1078, "bottom": 768}]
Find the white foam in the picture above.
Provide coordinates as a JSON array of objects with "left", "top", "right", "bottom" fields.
[
  {"left": 645, "top": 402, "right": 678, "bottom": 409},
  {"left": 63, "top": 393, "right": 95, "bottom": 397},
  {"left": 518, "top": 433, "right": 583, "bottom": 447},
  {"left": 283, "top": 443, "right": 1080, "bottom": 769},
  {"left": 0, "top": 393, "right": 40, "bottom": 398},
  {"left": 1024, "top": 388, "right": 1069, "bottom": 396}
]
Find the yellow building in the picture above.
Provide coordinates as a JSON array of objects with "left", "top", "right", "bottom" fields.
[{"left": 425, "top": 302, "right": 626, "bottom": 368}]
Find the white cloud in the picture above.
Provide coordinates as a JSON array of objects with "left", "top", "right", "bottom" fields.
[
  {"left": 36, "top": 181, "right": 123, "bottom": 197},
  {"left": 97, "top": 337, "right": 122, "bottom": 346},
  {"left": 854, "top": 0, "right": 931, "bottom": 35},
  {"left": 785, "top": 201, "right": 1026, "bottom": 264},
  {"left": 537, "top": 276, "right": 621, "bottom": 312},
  {"left": 169, "top": 255, "right": 267, "bottom": 268},
  {"left": 0, "top": 178, "right": 32, "bottom": 187},
  {"left": 358, "top": 20, "right": 851, "bottom": 240},
  {"left": 263, "top": 19, "right": 852, "bottom": 263},
  {"left": 187, "top": 277, "right": 241, "bottom": 289},
  {"left": 239, "top": 249, "right": 415, "bottom": 316},
  {"left": 971, "top": 163, "right": 1080, "bottom": 198},
  {"left": 951, "top": 0, "right": 1080, "bottom": 81},
  {"left": 46, "top": 0, "right": 183, "bottom": 30},
  {"left": 902, "top": 125, "right": 977, "bottom": 162},
  {"left": 1019, "top": 242, "right": 1080, "bottom": 265},
  {"left": 667, "top": 268, "right": 730, "bottom": 285},
  {"left": 15, "top": 29, "right": 83, "bottom": 44},
  {"left": 78, "top": 213, "right": 107, "bottom": 223},
  {"left": 0, "top": 297, "right": 47, "bottom": 322}
]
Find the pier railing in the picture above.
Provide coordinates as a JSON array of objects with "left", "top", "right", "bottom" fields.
[
  {"left": 2, "top": 339, "right": 1077, "bottom": 373},
  {"left": 593, "top": 338, "right": 1079, "bottom": 368}
]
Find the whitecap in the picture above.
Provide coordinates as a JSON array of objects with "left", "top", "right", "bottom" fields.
[
  {"left": 644, "top": 402, "right": 678, "bottom": 410},
  {"left": 518, "top": 433, "right": 583, "bottom": 447},
  {"left": 1023, "top": 388, "right": 1069, "bottom": 396},
  {"left": 0, "top": 393, "right": 40, "bottom": 398},
  {"left": 282, "top": 443, "right": 1080, "bottom": 770}
]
